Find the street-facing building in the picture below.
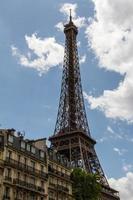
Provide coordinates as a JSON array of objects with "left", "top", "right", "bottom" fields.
[
  {"left": 48, "top": 148, "right": 73, "bottom": 200},
  {"left": 0, "top": 129, "right": 48, "bottom": 200},
  {"left": 0, "top": 129, "right": 73, "bottom": 200}
]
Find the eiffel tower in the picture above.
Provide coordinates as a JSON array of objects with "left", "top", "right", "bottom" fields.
[{"left": 49, "top": 12, "right": 120, "bottom": 200}]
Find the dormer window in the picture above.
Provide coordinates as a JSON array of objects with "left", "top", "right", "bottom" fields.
[
  {"left": 7, "top": 150, "right": 12, "bottom": 159},
  {"left": 0, "top": 136, "right": 3, "bottom": 146},
  {"left": 40, "top": 151, "right": 44, "bottom": 158},
  {"left": 0, "top": 136, "right": 2, "bottom": 142},
  {"left": 21, "top": 141, "right": 26, "bottom": 149},
  {"left": 27, "top": 144, "right": 31, "bottom": 152},
  {"left": 8, "top": 134, "right": 13, "bottom": 143},
  {"left": 31, "top": 146, "right": 36, "bottom": 154}
]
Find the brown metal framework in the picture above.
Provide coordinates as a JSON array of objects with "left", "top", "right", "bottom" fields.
[
  {"left": 54, "top": 18, "right": 89, "bottom": 136},
  {"left": 49, "top": 15, "right": 120, "bottom": 200}
]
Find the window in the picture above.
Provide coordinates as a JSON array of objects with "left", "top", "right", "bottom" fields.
[
  {"left": 4, "top": 187, "right": 10, "bottom": 198},
  {"left": 30, "top": 194, "right": 36, "bottom": 200},
  {"left": 24, "top": 157, "right": 27, "bottom": 166},
  {"left": 21, "top": 141, "right": 26, "bottom": 149},
  {"left": 8, "top": 134, "right": 13, "bottom": 143},
  {"left": 49, "top": 191, "right": 54, "bottom": 198},
  {"left": 41, "top": 180, "right": 44, "bottom": 187},
  {"left": 0, "top": 136, "right": 3, "bottom": 148},
  {"left": 24, "top": 174, "right": 27, "bottom": 182},
  {"left": 27, "top": 144, "right": 31, "bottom": 152},
  {"left": 23, "top": 192, "right": 26, "bottom": 199},
  {"left": 16, "top": 189, "right": 19, "bottom": 199},
  {"left": 30, "top": 177, "right": 35, "bottom": 185},
  {"left": 17, "top": 172, "right": 20, "bottom": 179},
  {"left": 6, "top": 168, "right": 11, "bottom": 178},
  {"left": 0, "top": 136, "right": 2, "bottom": 142},
  {"left": 40, "top": 150, "right": 44, "bottom": 158},
  {"left": 57, "top": 153, "right": 61, "bottom": 162},
  {"left": 31, "top": 161, "right": 35, "bottom": 170},
  {"left": 41, "top": 165, "right": 44, "bottom": 172},
  {"left": 31, "top": 146, "right": 36, "bottom": 154},
  {"left": 49, "top": 177, "right": 54, "bottom": 184},
  {"left": 18, "top": 155, "right": 21, "bottom": 162},
  {"left": 7, "top": 150, "right": 12, "bottom": 159}
]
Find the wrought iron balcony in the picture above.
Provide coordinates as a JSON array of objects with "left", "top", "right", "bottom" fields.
[
  {"left": 49, "top": 182, "right": 55, "bottom": 188},
  {"left": 4, "top": 176, "right": 12, "bottom": 182},
  {"left": 37, "top": 186, "right": 45, "bottom": 193},
  {"left": 4, "top": 157, "right": 48, "bottom": 180},
  {"left": 15, "top": 198, "right": 22, "bottom": 200},
  {"left": 57, "top": 185, "right": 69, "bottom": 193},
  {"left": 48, "top": 165, "right": 70, "bottom": 181},
  {"left": 13, "top": 178, "right": 45, "bottom": 194},
  {"left": 49, "top": 182, "right": 69, "bottom": 193}
]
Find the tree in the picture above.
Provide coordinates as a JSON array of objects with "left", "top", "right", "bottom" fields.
[{"left": 71, "top": 168, "right": 101, "bottom": 200}]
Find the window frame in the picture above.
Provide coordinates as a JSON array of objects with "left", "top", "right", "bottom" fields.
[{"left": 8, "top": 134, "right": 14, "bottom": 143}]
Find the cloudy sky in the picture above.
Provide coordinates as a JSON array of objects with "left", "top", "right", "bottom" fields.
[{"left": 0, "top": 0, "right": 133, "bottom": 199}]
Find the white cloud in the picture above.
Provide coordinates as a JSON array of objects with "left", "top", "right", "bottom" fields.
[
  {"left": 97, "top": 125, "right": 133, "bottom": 143},
  {"left": 60, "top": 3, "right": 77, "bottom": 19},
  {"left": 113, "top": 147, "right": 127, "bottom": 156},
  {"left": 107, "top": 126, "right": 114, "bottom": 134},
  {"left": 122, "top": 163, "right": 133, "bottom": 172},
  {"left": 107, "top": 126, "right": 123, "bottom": 139},
  {"left": 77, "top": 41, "right": 81, "bottom": 47},
  {"left": 56, "top": 3, "right": 86, "bottom": 31},
  {"left": 55, "top": 22, "right": 64, "bottom": 32},
  {"left": 95, "top": 125, "right": 130, "bottom": 143},
  {"left": 109, "top": 172, "right": 133, "bottom": 200},
  {"left": 79, "top": 55, "right": 86, "bottom": 64},
  {"left": 11, "top": 33, "right": 64, "bottom": 75},
  {"left": 85, "top": 0, "right": 133, "bottom": 123},
  {"left": 98, "top": 136, "right": 107, "bottom": 143}
]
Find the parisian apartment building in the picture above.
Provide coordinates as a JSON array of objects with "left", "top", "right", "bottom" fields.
[{"left": 0, "top": 129, "right": 73, "bottom": 200}]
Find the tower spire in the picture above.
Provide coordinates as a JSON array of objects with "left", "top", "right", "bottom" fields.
[
  {"left": 54, "top": 18, "right": 88, "bottom": 135},
  {"left": 69, "top": 9, "right": 72, "bottom": 22}
]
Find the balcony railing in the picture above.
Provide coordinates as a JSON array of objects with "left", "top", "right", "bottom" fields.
[
  {"left": 4, "top": 157, "right": 48, "bottom": 180},
  {"left": 49, "top": 182, "right": 69, "bottom": 193},
  {"left": 13, "top": 178, "right": 45, "bottom": 194},
  {"left": 4, "top": 176, "right": 12, "bottom": 182},
  {"left": 15, "top": 198, "right": 22, "bottom": 200},
  {"left": 48, "top": 166, "right": 70, "bottom": 180},
  {"left": 57, "top": 184, "right": 69, "bottom": 192}
]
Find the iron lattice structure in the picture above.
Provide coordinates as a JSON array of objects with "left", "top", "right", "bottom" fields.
[
  {"left": 54, "top": 17, "right": 89, "bottom": 136},
  {"left": 49, "top": 15, "right": 120, "bottom": 200}
]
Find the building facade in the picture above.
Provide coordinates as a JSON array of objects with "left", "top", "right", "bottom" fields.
[
  {"left": 48, "top": 149, "right": 73, "bottom": 200},
  {"left": 0, "top": 129, "right": 48, "bottom": 200},
  {"left": 0, "top": 129, "right": 73, "bottom": 200}
]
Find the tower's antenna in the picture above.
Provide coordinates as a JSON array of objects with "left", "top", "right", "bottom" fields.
[{"left": 70, "top": 9, "right": 72, "bottom": 22}]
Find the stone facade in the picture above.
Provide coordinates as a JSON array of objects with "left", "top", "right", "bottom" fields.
[
  {"left": 0, "top": 129, "right": 73, "bottom": 200},
  {"left": 48, "top": 149, "right": 73, "bottom": 200}
]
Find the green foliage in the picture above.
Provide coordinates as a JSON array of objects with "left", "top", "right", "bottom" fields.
[{"left": 71, "top": 168, "right": 101, "bottom": 200}]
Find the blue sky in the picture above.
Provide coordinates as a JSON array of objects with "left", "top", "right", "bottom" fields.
[{"left": 0, "top": 1, "right": 133, "bottom": 199}]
